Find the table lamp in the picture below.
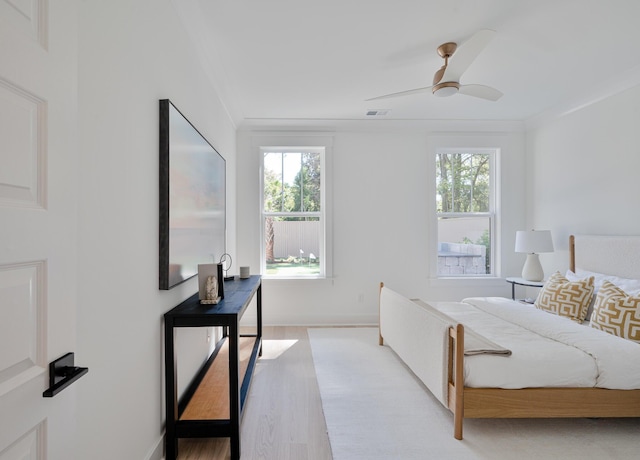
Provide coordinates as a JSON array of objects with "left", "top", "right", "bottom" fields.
[{"left": 515, "top": 230, "right": 554, "bottom": 281}]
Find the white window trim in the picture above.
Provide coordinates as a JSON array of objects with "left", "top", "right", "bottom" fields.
[
  {"left": 257, "top": 136, "right": 333, "bottom": 279},
  {"left": 429, "top": 146, "right": 501, "bottom": 280}
]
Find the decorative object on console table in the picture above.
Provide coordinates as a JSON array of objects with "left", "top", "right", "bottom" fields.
[
  {"left": 217, "top": 262, "right": 224, "bottom": 299},
  {"left": 198, "top": 263, "right": 221, "bottom": 304},
  {"left": 220, "top": 252, "right": 234, "bottom": 281},
  {"left": 505, "top": 276, "right": 545, "bottom": 302},
  {"left": 240, "top": 266, "right": 250, "bottom": 279},
  {"left": 515, "top": 230, "right": 554, "bottom": 281}
]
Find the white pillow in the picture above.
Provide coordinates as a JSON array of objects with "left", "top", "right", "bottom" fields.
[{"left": 565, "top": 269, "right": 640, "bottom": 295}]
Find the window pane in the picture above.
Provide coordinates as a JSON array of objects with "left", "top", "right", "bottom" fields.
[
  {"left": 263, "top": 151, "right": 321, "bottom": 213},
  {"left": 265, "top": 216, "right": 320, "bottom": 276},
  {"left": 437, "top": 216, "right": 491, "bottom": 275},
  {"left": 436, "top": 152, "right": 490, "bottom": 213},
  {"left": 263, "top": 152, "right": 287, "bottom": 212}
]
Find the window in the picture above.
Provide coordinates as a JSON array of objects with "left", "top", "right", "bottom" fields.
[
  {"left": 435, "top": 149, "right": 496, "bottom": 277},
  {"left": 261, "top": 147, "right": 326, "bottom": 278}
]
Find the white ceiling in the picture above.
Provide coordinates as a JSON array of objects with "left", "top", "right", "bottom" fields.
[{"left": 173, "top": 0, "right": 640, "bottom": 128}]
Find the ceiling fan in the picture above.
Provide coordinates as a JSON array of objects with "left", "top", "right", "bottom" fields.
[{"left": 367, "top": 29, "right": 503, "bottom": 102}]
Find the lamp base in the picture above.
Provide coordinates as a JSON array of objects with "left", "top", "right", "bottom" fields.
[{"left": 521, "top": 253, "right": 544, "bottom": 281}]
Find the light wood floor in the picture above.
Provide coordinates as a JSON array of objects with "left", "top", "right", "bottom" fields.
[{"left": 177, "top": 326, "right": 333, "bottom": 460}]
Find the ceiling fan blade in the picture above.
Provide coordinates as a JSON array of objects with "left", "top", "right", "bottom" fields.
[
  {"left": 365, "top": 85, "right": 433, "bottom": 101},
  {"left": 458, "top": 84, "right": 503, "bottom": 101},
  {"left": 442, "top": 29, "right": 496, "bottom": 82}
]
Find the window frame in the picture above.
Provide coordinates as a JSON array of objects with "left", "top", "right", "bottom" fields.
[
  {"left": 433, "top": 147, "right": 499, "bottom": 278},
  {"left": 260, "top": 146, "right": 329, "bottom": 279}
]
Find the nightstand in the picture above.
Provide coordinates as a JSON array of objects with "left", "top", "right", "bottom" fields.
[{"left": 505, "top": 277, "right": 545, "bottom": 302}]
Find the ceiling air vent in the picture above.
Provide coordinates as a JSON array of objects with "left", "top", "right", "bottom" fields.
[{"left": 365, "top": 109, "right": 391, "bottom": 118}]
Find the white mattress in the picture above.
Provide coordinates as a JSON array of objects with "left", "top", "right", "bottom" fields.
[{"left": 428, "top": 297, "right": 640, "bottom": 389}]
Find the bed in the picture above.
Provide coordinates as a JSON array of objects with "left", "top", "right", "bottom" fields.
[{"left": 378, "top": 235, "right": 640, "bottom": 440}]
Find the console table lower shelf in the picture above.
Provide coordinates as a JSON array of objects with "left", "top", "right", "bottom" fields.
[{"left": 180, "top": 336, "right": 257, "bottom": 422}]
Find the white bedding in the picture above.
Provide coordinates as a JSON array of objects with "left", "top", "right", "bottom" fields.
[{"left": 428, "top": 297, "right": 640, "bottom": 390}]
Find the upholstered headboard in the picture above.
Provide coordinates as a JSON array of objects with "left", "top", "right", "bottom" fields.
[{"left": 570, "top": 234, "right": 640, "bottom": 280}]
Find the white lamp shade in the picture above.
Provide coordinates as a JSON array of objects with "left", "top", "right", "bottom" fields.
[{"left": 515, "top": 230, "right": 554, "bottom": 254}]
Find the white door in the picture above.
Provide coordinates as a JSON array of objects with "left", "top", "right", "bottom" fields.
[{"left": 0, "top": 2, "right": 79, "bottom": 459}]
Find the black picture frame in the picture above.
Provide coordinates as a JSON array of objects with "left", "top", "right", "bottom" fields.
[{"left": 159, "top": 99, "right": 226, "bottom": 290}]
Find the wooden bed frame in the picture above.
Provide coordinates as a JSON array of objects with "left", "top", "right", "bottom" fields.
[{"left": 381, "top": 235, "right": 640, "bottom": 440}]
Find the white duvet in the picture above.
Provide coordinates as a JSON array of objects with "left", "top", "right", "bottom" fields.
[{"left": 428, "top": 297, "right": 640, "bottom": 389}]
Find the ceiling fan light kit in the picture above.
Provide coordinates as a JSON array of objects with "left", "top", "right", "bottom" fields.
[{"left": 433, "top": 81, "right": 460, "bottom": 97}]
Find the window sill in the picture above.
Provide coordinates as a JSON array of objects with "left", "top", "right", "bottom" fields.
[{"left": 262, "top": 277, "right": 335, "bottom": 286}]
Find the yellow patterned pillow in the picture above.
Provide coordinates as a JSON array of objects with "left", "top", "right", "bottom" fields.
[
  {"left": 590, "top": 281, "right": 640, "bottom": 343},
  {"left": 534, "top": 271, "right": 594, "bottom": 323}
]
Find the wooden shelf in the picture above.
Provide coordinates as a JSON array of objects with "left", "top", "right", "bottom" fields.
[{"left": 181, "top": 336, "right": 256, "bottom": 420}]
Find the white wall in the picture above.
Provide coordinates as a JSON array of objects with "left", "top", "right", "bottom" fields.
[
  {"left": 527, "top": 84, "right": 640, "bottom": 275},
  {"left": 75, "top": 1, "right": 236, "bottom": 459},
  {"left": 237, "top": 123, "right": 527, "bottom": 325}
]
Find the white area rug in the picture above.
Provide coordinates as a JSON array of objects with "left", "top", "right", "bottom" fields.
[{"left": 308, "top": 327, "right": 640, "bottom": 460}]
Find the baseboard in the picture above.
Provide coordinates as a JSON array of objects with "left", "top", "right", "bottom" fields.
[{"left": 144, "top": 434, "right": 164, "bottom": 460}]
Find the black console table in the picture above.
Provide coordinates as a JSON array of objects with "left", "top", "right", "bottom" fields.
[{"left": 164, "top": 275, "right": 262, "bottom": 460}]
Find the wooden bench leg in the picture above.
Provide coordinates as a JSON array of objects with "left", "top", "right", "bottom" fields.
[{"left": 451, "top": 324, "right": 464, "bottom": 440}]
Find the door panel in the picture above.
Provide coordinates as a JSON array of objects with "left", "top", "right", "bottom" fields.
[
  {"left": 0, "top": 421, "right": 45, "bottom": 460},
  {"left": 2, "top": 0, "right": 47, "bottom": 49},
  {"left": 0, "top": 79, "right": 46, "bottom": 208},
  {"left": 0, "top": 261, "right": 46, "bottom": 397}
]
